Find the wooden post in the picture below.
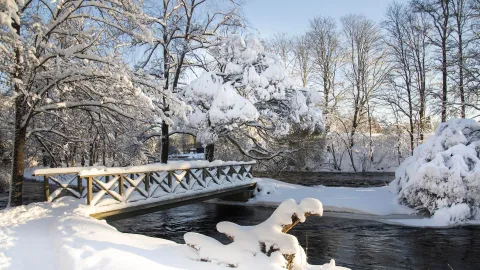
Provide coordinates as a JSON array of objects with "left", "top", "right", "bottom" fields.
[
  {"left": 77, "top": 175, "right": 82, "bottom": 198},
  {"left": 186, "top": 169, "right": 190, "bottom": 189},
  {"left": 87, "top": 176, "right": 92, "bottom": 205},
  {"left": 43, "top": 176, "right": 50, "bottom": 202},
  {"left": 119, "top": 175, "right": 124, "bottom": 196},
  {"left": 168, "top": 172, "right": 172, "bottom": 192},
  {"left": 144, "top": 173, "right": 150, "bottom": 196}
]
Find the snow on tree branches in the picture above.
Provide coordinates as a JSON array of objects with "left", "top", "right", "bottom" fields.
[
  {"left": 0, "top": 0, "right": 186, "bottom": 205},
  {"left": 392, "top": 118, "right": 480, "bottom": 224},
  {"left": 181, "top": 36, "right": 324, "bottom": 160}
]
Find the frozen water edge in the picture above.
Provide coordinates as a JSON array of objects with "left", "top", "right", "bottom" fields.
[
  {"left": 249, "top": 178, "right": 415, "bottom": 216},
  {"left": 208, "top": 178, "right": 480, "bottom": 228}
]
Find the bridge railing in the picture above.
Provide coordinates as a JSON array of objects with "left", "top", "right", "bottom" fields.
[{"left": 33, "top": 161, "right": 255, "bottom": 207}]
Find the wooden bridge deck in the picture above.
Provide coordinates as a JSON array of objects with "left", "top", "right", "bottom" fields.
[
  {"left": 33, "top": 161, "right": 256, "bottom": 220},
  {"left": 92, "top": 183, "right": 256, "bottom": 220}
]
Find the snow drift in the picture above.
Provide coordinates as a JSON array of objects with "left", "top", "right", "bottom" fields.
[
  {"left": 392, "top": 118, "right": 480, "bottom": 223},
  {"left": 0, "top": 197, "right": 347, "bottom": 270},
  {"left": 185, "top": 198, "right": 347, "bottom": 269}
]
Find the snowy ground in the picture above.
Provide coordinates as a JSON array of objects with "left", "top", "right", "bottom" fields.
[
  {"left": 249, "top": 178, "right": 480, "bottom": 228},
  {"left": 250, "top": 178, "right": 413, "bottom": 215},
  {"left": 0, "top": 196, "right": 347, "bottom": 270},
  {"left": 2, "top": 175, "right": 479, "bottom": 270}
]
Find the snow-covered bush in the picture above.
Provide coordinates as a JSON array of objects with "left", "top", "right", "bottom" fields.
[
  {"left": 392, "top": 119, "right": 480, "bottom": 222},
  {"left": 184, "top": 198, "right": 348, "bottom": 269}
]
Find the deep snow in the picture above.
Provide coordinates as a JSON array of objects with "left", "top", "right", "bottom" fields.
[
  {"left": 250, "top": 178, "right": 414, "bottom": 216},
  {"left": 250, "top": 178, "right": 480, "bottom": 227},
  {"left": 0, "top": 197, "right": 347, "bottom": 270}
]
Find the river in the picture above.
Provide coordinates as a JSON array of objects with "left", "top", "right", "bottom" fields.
[
  {"left": 109, "top": 202, "right": 480, "bottom": 270},
  {"left": 109, "top": 172, "right": 480, "bottom": 270},
  {"left": 2, "top": 173, "right": 480, "bottom": 269}
]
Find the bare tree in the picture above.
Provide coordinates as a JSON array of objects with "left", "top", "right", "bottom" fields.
[
  {"left": 265, "top": 33, "right": 295, "bottom": 71},
  {"left": 412, "top": 0, "right": 452, "bottom": 122},
  {"left": 450, "top": 0, "right": 475, "bottom": 118},
  {"left": 292, "top": 34, "right": 314, "bottom": 88},
  {"left": 340, "top": 14, "right": 390, "bottom": 171},
  {"left": 384, "top": 2, "right": 422, "bottom": 154},
  {"left": 308, "top": 17, "right": 342, "bottom": 131}
]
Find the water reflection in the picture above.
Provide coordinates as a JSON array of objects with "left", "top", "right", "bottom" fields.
[{"left": 109, "top": 203, "right": 480, "bottom": 270}]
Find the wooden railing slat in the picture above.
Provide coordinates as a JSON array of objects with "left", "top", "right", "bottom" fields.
[{"left": 38, "top": 162, "right": 255, "bottom": 206}]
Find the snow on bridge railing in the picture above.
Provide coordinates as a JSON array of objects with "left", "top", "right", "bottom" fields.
[{"left": 33, "top": 160, "right": 256, "bottom": 207}]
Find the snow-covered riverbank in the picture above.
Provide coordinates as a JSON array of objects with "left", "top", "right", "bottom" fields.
[
  {"left": 0, "top": 197, "right": 347, "bottom": 270},
  {"left": 247, "top": 178, "right": 480, "bottom": 228},
  {"left": 249, "top": 178, "right": 413, "bottom": 216}
]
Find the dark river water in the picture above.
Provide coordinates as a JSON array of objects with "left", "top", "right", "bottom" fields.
[
  {"left": 108, "top": 172, "right": 480, "bottom": 270},
  {"left": 2, "top": 173, "right": 480, "bottom": 269},
  {"left": 109, "top": 202, "right": 480, "bottom": 270},
  {"left": 254, "top": 171, "right": 395, "bottom": 187}
]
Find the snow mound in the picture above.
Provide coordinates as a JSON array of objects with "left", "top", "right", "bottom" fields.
[
  {"left": 392, "top": 118, "right": 480, "bottom": 223},
  {"left": 184, "top": 198, "right": 348, "bottom": 270},
  {"left": 0, "top": 197, "right": 348, "bottom": 270}
]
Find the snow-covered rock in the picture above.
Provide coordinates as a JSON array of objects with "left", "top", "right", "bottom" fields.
[
  {"left": 185, "top": 198, "right": 348, "bottom": 270},
  {"left": 391, "top": 119, "right": 480, "bottom": 223}
]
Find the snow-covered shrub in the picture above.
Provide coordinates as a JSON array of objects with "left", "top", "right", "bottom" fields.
[
  {"left": 392, "top": 119, "right": 480, "bottom": 222},
  {"left": 185, "top": 198, "right": 348, "bottom": 269}
]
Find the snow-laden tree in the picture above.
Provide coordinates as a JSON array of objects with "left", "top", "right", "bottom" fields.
[
  {"left": 181, "top": 36, "right": 324, "bottom": 161},
  {"left": 0, "top": 0, "right": 184, "bottom": 206},
  {"left": 134, "top": 0, "right": 244, "bottom": 163},
  {"left": 392, "top": 118, "right": 480, "bottom": 223}
]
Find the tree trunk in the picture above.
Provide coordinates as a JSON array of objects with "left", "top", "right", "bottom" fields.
[
  {"left": 10, "top": 96, "right": 27, "bottom": 207},
  {"left": 42, "top": 149, "right": 48, "bottom": 167},
  {"left": 160, "top": 121, "right": 169, "bottom": 164},
  {"left": 367, "top": 103, "right": 373, "bottom": 162},
  {"left": 458, "top": 33, "right": 465, "bottom": 118},
  {"left": 408, "top": 87, "right": 415, "bottom": 155},
  {"left": 441, "top": 41, "right": 448, "bottom": 122},
  {"left": 205, "top": 144, "right": 215, "bottom": 162},
  {"left": 65, "top": 154, "right": 69, "bottom": 167},
  {"left": 419, "top": 87, "right": 425, "bottom": 142},
  {"left": 441, "top": 4, "right": 449, "bottom": 123},
  {"left": 89, "top": 142, "right": 94, "bottom": 166},
  {"left": 9, "top": 20, "right": 26, "bottom": 207},
  {"left": 417, "top": 40, "right": 426, "bottom": 143},
  {"left": 102, "top": 149, "right": 106, "bottom": 166},
  {"left": 71, "top": 145, "right": 77, "bottom": 167}
]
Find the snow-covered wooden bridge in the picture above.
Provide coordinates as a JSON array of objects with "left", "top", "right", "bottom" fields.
[{"left": 33, "top": 161, "right": 256, "bottom": 220}]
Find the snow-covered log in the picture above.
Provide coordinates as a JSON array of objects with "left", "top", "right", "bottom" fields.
[
  {"left": 392, "top": 118, "right": 480, "bottom": 223},
  {"left": 185, "top": 198, "right": 347, "bottom": 269}
]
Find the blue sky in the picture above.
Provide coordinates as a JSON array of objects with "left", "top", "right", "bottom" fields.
[{"left": 243, "top": 0, "right": 407, "bottom": 37}]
